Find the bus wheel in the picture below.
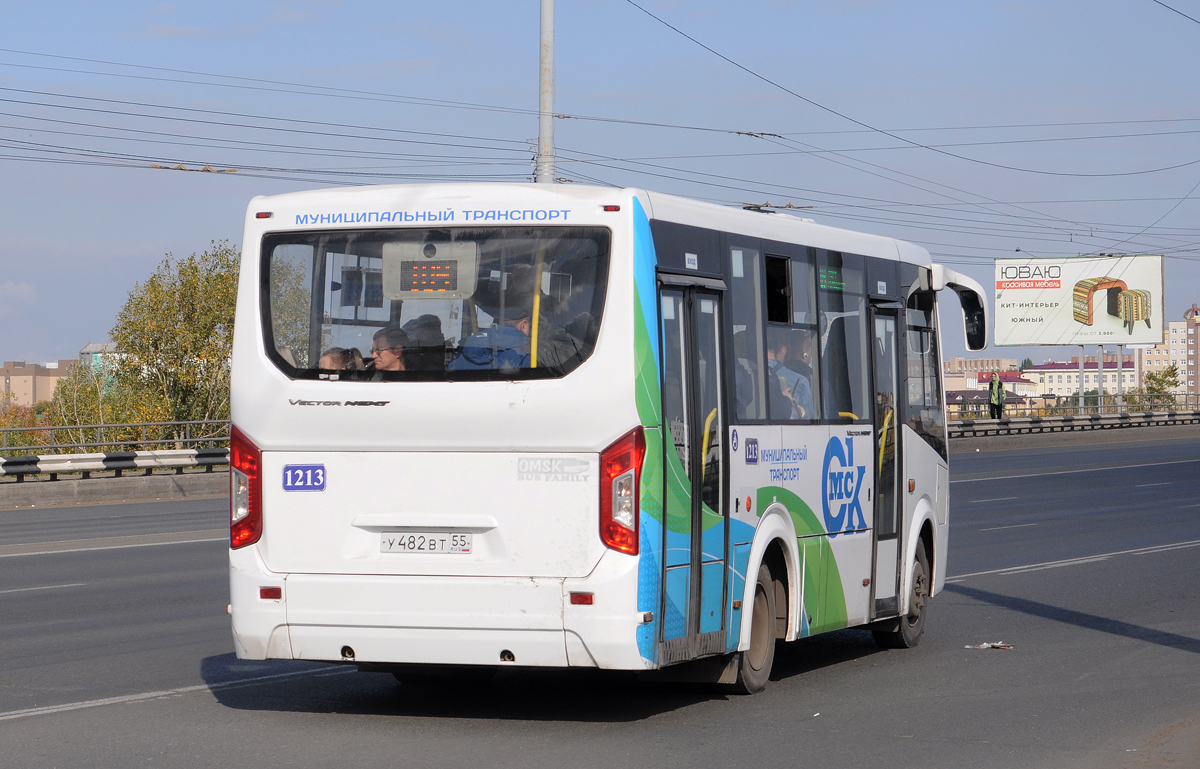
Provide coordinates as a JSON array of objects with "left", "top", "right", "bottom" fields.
[
  {"left": 873, "top": 546, "right": 929, "bottom": 649},
  {"left": 733, "top": 564, "right": 777, "bottom": 694}
]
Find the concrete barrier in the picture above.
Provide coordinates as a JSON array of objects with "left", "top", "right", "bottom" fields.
[
  {"left": 950, "top": 421, "right": 1200, "bottom": 454},
  {"left": 0, "top": 469, "right": 228, "bottom": 510}
]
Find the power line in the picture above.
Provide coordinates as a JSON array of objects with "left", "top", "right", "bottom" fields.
[
  {"left": 1149, "top": 0, "right": 1200, "bottom": 25},
  {"left": 9, "top": 46, "right": 1200, "bottom": 143},
  {"left": 0, "top": 49, "right": 772, "bottom": 139},
  {"left": 621, "top": 0, "right": 1200, "bottom": 178}
]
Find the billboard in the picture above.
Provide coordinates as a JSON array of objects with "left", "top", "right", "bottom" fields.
[{"left": 994, "top": 255, "right": 1164, "bottom": 346}]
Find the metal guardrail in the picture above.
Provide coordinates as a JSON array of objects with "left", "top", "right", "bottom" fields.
[
  {"left": 0, "top": 420, "right": 229, "bottom": 459},
  {"left": 0, "top": 448, "right": 229, "bottom": 481},
  {"left": 1, "top": 408, "right": 1195, "bottom": 480},
  {"left": 949, "top": 409, "right": 1200, "bottom": 439},
  {"left": 948, "top": 393, "right": 1200, "bottom": 421}
]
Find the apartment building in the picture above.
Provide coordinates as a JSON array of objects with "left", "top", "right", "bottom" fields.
[
  {"left": 1134, "top": 305, "right": 1199, "bottom": 395},
  {"left": 1024, "top": 358, "right": 1138, "bottom": 397},
  {"left": 1, "top": 359, "right": 76, "bottom": 408}
]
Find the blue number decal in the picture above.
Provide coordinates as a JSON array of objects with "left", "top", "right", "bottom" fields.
[{"left": 283, "top": 464, "right": 326, "bottom": 491}]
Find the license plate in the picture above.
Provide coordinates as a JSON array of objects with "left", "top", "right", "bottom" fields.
[{"left": 380, "top": 532, "right": 472, "bottom": 554}]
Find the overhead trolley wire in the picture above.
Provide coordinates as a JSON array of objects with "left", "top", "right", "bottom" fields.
[
  {"left": 0, "top": 87, "right": 530, "bottom": 152},
  {"left": 7, "top": 46, "right": 1200, "bottom": 144},
  {"left": 0, "top": 113, "right": 531, "bottom": 168}
]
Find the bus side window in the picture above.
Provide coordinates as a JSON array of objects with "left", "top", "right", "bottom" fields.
[
  {"left": 816, "top": 250, "right": 870, "bottom": 422},
  {"left": 763, "top": 253, "right": 820, "bottom": 422},
  {"left": 729, "top": 243, "right": 766, "bottom": 420},
  {"left": 905, "top": 289, "right": 947, "bottom": 458}
]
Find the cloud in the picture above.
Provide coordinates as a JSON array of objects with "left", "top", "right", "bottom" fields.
[
  {"left": 268, "top": 1, "right": 345, "bottom": 25},
  {"left": 0, "top": 280, "right": 37, "bottom": 317},
  {"left": 134, "top": 23, "right": 216, "bottom": 39}
]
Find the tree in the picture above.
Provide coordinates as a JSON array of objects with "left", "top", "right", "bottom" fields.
[
  {"left": 110, "top": 241, "right": 239, "bottom": 438},
  {"left": 1020, "top": 357, "right": 1034, "bottom": 371},
  {"left": 268, "top": 254, "right": 315, "bottom": 368},
  {"left": 49, "top": 357, "right": 133, "bottom": 450},
  {"left": 1144, "top": 364, "right": 1180, "bottom": 398}
]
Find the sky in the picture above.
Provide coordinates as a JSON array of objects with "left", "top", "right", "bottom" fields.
[{"left": 2, "top": 0, "right": 1200, "bottom": 366}]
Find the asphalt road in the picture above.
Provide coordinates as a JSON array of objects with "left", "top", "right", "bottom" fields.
[{"left": 2, "top": 435, "right": 1199, "bottom": 768}]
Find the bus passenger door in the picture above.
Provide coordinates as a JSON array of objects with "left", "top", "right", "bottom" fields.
[
  {"left": 658, "top": 286, "right": 729, "bottom": 664},
  {"left": 870, "top": 307, "right": 901, "bottom": 617}
]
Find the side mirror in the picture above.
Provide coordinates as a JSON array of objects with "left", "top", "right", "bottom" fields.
[
  {"left": 931, "top": 264, "right": 989, "bottom": 351},
  {"left": 957, "top": 288, "right": 987, "bottom": 351}
]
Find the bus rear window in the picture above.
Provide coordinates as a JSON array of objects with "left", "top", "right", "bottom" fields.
[{"left": 262, "top": 226, "right": 610, "bottom": 380}]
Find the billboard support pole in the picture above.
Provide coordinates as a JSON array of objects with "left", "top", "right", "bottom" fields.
[
  {"left": 1117, "top": 344, "right": 1125, "bottom": 413},
  {"left": 1098, "top": 345, "right": 1106, "bottom": 413},
  {"left": 1078, "top": 346, "right": 1086, "bottom": 415}
]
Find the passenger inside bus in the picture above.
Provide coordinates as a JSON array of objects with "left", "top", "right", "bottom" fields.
[
  {"left": 766, "top": 326, "right": 814, "bottom": 420},
  {"left": 401, "top": 314, "right": 447, "bottom": 372},
  {"left": 369, "top": 326, "right": 412, "bottom": 372},
  {"left": 317, "top": 347, "right": 364, "bottom": 371},
  {"left": 448, "top": 264, "right": 537, "bottom": 372}
]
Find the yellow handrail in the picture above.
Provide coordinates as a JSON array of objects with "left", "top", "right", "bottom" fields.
[
  {"left": 529, "top": 246, "right": 546, "bottom": 368},
  {"left": 878, "top": 407, "right": 893, "bottom": 471},
  {"left": 700, "top": 407, "right": 718, "bottom": 478}
]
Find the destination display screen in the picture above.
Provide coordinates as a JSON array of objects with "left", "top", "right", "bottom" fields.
[
  {"left": 818, "top": 265, "right": 847, "bottom": 292},
  {"left": 400, "top": 260, "right": 458, "bottom": 292}
]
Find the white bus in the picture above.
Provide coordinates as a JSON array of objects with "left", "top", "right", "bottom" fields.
[{"left": 228, "top": 183, "right": 987, "bottom": 693}]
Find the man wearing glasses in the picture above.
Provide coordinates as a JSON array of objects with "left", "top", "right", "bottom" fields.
[{"left": 370, "top": 326, "right": 411, "bottom": 372}]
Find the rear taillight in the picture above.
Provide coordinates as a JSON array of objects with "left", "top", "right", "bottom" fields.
[
  {"left": 599, "top": 426, "right": 645, "bottom": 555},
  {"left": 230, "top": 426, "right": 263, "bottom": 549}
]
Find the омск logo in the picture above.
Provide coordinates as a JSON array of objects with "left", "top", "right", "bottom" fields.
[{"left": 822, "top": 435, "right": 867, "bottom": 537}]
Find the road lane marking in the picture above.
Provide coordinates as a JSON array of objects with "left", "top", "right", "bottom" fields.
[
  {"left": 0, "top": 582, "right": 85, "bottom": 595},
  {"left": 1136, "top": 482, "right": 1171, "bottom": 488},
  {"left": 0, "top": 667, "right": 354, "bottom": 722},
  {"left": 0, "top": 530, "right": 226, "bottom": 558},
  {"left": 946, "top": 538, "right": 1200, "bottom": 582},
  {"left": 979, "top": 523, "right": 1038, "bottom": 532},
  {"left": 951, "top": 457, "right": 1200, "bottom": 484},
  {"left": 970, "top": 497, "right": 1018, "bottom": 504}
]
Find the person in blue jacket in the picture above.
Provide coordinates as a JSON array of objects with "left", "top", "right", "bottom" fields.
[{"left": 448, "top": 263, "right": 536, "bottom": 372}]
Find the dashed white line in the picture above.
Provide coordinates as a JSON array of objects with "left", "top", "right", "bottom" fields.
[
  {"left": 951, "top": 457, "right": 1200, "bottom": 484},
  {"left": 0, "top": 531, "right": 226, "bottom": 559},
  {"left": 1136, "top": 482, "right": 1171, "bottom": 488},
  {"left": 0, "top": 667, "right": 353, "bottom": 722},
  {"left": 979, "top": 523, "right": 1038, "bottom": 532},
  {"left": 0, "top": 582, "right": 85, "bottom": 595},
  {"left": 970, "top": 497, "right": 1018, "bottom": 504},
  {"left": 946, "top": 538, "right": 1200, "bottom": 583}
]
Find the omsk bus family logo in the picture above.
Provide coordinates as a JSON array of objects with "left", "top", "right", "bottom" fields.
[{"left": 822, "top": 436, "right": 867, "bottom": 537}]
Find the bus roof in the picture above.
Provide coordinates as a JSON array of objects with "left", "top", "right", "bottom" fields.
[
  {"left": 641, "top": 189, "right": 932, "bottom": 269},
  {"left": 246, "top": 182, "right": 933, "bottom": 268}
]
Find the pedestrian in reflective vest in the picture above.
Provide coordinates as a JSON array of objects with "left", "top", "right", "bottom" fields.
[{"left": 988, "top": 373, "right": 1006, "bottom": 419}]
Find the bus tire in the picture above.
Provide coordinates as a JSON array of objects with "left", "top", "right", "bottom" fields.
[
  {"left": 732, "top": 564, "right": 777, "bottom": 694},
  {"left": 873, "top": 545, "right": 930, "bottom": 649}
]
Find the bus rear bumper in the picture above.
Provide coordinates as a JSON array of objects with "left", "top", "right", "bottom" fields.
[{"left": 230, "top": 547, "right": 649, "bottom": 670}]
